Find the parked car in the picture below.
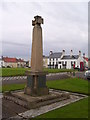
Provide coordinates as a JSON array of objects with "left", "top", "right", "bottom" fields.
[
  {"left": 85, "top": 68, "right": 90, "bottom": 80},
  {"left": 85, "top": 67, "right": 88, "bottom": 71}
]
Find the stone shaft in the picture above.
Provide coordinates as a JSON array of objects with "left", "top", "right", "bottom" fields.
[{"left": 31, "top": 24, "right": 43, "bottom": 72}]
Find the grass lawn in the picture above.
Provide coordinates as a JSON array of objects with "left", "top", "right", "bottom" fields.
[
  {"left": 2, "top": 84, "right": 25, "bottom": 92},
  {"left": 2, "top": 78, "right": 89, "bottom": 118},
  {"left": 44, "top": 68, "right": 76, "bottom": 73},
  {"left": 1, "top": 68, "right": 76, "bottom": 77},
  {"left": 2, "top": 78, "right": 89, "bottom": 95},
  {"left": 36, "top": 97, "right": 88, "bottom": 118},
  {"left": 47, "top": 78, "right": 89, "bottom": 95},
  {"left": 1, "top": 68, "right": 29, "bottom": 77}
]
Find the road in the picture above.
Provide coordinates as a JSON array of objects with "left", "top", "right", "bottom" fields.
[
  {"left": 2, "top": 73, "right": 70, "bottom": 85},
  {"left": 1, "top": 71, "right": 86, "bottom": 85}
]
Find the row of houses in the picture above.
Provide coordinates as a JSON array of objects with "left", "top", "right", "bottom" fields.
[
  {"left": 0, "top": 50, "right": 88, "bottom": 70},
  {"left": 0, "top": 57, "right": 30, "bottom": 68},
  {"left": 43, "top": 50, "right": 88, "bottom": 70}
]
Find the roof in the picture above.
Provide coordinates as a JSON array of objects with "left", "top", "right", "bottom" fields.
[
  {"left": 49, "top": 52, "right": 62, "bottom": 59},
  {"left": 3, "top": 57, "right": 17, "bottom": 63},
  {"left": 17, "top": 59, "right": 25, "bottom": 62},
  {"left": 83, "top": 57, "right": 88, "bottom": 62},
  {"left": 61, "top": 55, "right": 79, "bottom": 60},
  {"left": 3, "top": 57, "right": 25, "bottom": 63}
]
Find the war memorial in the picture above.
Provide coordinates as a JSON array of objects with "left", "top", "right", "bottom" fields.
[{"left": 3, "top": 16, "right": 87, "bottom": 119}]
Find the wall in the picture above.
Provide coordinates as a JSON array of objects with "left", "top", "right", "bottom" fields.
[{"left": 4, "top": 62, "right": 17, "bottom": 68}]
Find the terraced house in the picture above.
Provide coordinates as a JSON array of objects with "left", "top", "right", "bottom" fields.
[
  {"left": 1, "top": 57, "right": 26, "bottom": 68},
  {"left": 48, "top": 50, "right": 87, "bottom": 70}
]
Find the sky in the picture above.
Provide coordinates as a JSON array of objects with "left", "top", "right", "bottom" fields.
[{"left": 0, "top": 0, "right": 89, "bottom": 60}]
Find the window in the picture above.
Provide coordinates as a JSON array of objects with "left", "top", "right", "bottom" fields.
[
  {"left": 62, "top": 61, "right": 64, "bottom": 65},
  {"left": 56, "top": 58, "right": 58, "bottom": 61},
  {"left": 59, "top": 62, "right": 61, "bottom": 64},
  {"left": 56, "top": 61, "right": 58, "bottom": 65}
]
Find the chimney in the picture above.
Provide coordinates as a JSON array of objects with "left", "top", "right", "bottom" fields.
[
  {"left": 49, "top": 51, "right": 53, "bottom": 55},
  {"left": 70, "top": 50, "right": 73, "bottom": 57},
  {"left": 83, "top": 53, "right": 85, "bottom": 58},
  {"left": 79, "top": 51, "right": 81, "bottom": 57},
  {"left": 62, "top": 50, "right": 65, "bottom": 56}
]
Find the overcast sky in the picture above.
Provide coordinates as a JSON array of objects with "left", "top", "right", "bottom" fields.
[{"left": 0, "top": 1, "right": 89, "bottom": 60}]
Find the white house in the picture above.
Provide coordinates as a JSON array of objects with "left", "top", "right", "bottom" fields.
[
  {"left": 83, "top": 53, "right": 88, "bottom": 68},
  {"left": 26, "top": 60, "right": 31, "bottom": 68},
  {"left": 48, "top": 50, "right": 85, "bottom": 70},
  {"left": 43, "top": 55, "right": 49, "bottom": 68},
  {"left": 88, "top": 58, "right": 90, "bottom": 68},
  {"left": 0, "top": 57, "right": 4, "bottom": 67}
]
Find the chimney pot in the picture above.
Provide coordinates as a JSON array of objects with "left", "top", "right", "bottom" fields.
[
  {"left": 70, "top": 50, "right": 73, "bottom": 57},
  {"left": 49, "top": 51, "right": 53, "bottom": 55},
  {"left": 62, "top": 50, "right": 65, "bottom": 56},
  {"left": 83, "top": 53, "right": 85, "bottom": 58},
  {"left": 79, "top": 51, "right": 81, "bottom": 57}
]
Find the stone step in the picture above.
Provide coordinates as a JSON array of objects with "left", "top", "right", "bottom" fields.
[
  {"left": 31, "top": 96, "right": 69, "bottom": 109},
  {"left": 4, "top": 95, "right": 28, "bottom": 109},
  {"left": 4, "top": 91, "right": 70, "bottom": 109}
]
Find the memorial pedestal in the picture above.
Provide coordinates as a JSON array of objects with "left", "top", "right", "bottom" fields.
[{"left": 24, "top": 71, "right": 49, "bottom": 96}]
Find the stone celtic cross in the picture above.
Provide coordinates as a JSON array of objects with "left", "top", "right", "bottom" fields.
[{"left": 25, "top": 15, "right": 48, "bottom": 96}]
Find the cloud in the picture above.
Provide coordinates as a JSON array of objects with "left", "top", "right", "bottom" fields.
[{"left": 1, "top": 2, "right": 88, "bottom": 59}]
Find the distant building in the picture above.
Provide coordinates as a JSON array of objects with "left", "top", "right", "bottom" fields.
[
  {"left": 88, "top": 58, "right": 90, "bottom": 68},
  {"left": 2, "top": 57, "right": 17, "bottom": 68},
  {"left": 17, "top": 58, "right": 26, "bottom": 68},
  {"left": 0, "top": 57, "right": 4, "bottom": 67},
  {"left": 26, "top": 60, "right": 31, "bottom": 68},
  {"left": 0, "top": 51, "right": 88, "bottom": 69},
  {"left": 83, "top": 53, "right": 88, "bottom": 68},
  {"left": 1, "top": 56, "right": 26, "bottom": 68},
  {"left": 43, "top": 55, "right": 49, "bottom": 68},
  {"left": 48, "top": 50, "right": 86, "bottom": 70}
]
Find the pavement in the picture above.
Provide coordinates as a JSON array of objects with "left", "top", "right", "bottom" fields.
[{"left": 2, "top": 98, "right": 28, "bottom": 119}]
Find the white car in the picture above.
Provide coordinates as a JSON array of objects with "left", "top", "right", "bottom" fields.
[{"left": 85, "top": 68, "right": 90, "bottom": 79}]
